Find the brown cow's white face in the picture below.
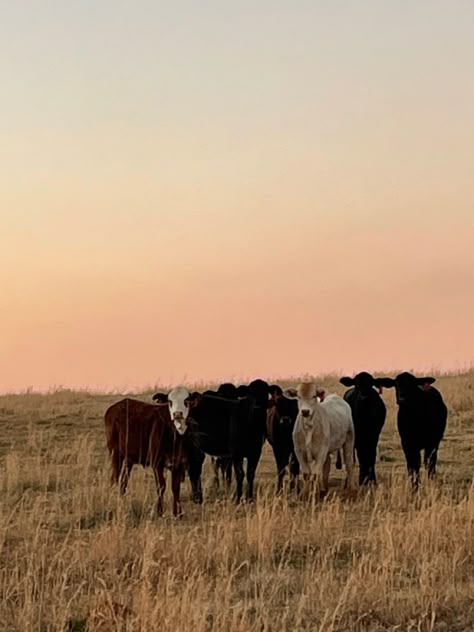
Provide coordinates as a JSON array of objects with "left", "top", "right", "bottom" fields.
[
  {"left": 283, "top": 383, "right": 325, "bottom": 421},
  {"left": 167, "top": 386, "right": 191, "bottom": 435}
]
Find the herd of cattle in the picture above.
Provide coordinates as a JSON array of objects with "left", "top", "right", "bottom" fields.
[{"left": 104, "top": 372, "right": 448, "bottom": 516}]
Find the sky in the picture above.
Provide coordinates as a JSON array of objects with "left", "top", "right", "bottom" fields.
[{"left": 1, "top": 1, "right": 473, "bottom": 392}]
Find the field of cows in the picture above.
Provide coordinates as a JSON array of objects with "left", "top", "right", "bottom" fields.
[{"left": 0, "top": 371, "right": 473, "bottom": 631}]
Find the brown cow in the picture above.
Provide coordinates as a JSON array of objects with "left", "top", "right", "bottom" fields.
[{"left": 104, "top": 387, "right": 193, "bottom": 516}]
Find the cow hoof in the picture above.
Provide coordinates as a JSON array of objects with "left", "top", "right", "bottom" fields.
[{"left": 192, "top": 492, "right": 203, "bottom": 504}]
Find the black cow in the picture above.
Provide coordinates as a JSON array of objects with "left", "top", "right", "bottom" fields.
[
  {"left": 339, "top": 372, "right": 387, "bottom": 486},
  {"left": 187, "top": 379, "right": 269, "bottom": 502},
  {"left": 266, "top": 385, "right": 299, "bottom": 493},
  {"left": 380, "top": 372, "right": 448, "bottom": 487},
  {"left": 211, "top": 383, "right": 237, "bottom": 490}
]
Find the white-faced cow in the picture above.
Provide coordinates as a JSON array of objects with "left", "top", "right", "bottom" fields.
[
  {"left": 105, "top": 387, "right": 193, "bottom": 516},
  {"left": 284, "top": 383, "right": 356, "bottom": 496}
]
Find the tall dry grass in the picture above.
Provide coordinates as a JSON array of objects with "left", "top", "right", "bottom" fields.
[{"left": 0, "top": 372, "right": 473, "bottom": 631}]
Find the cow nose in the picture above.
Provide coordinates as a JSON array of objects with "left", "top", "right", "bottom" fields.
[
  {"left": 174, "top": 411, "right": 184, "bottom": 420},
  {"left": 301, "top": 409, "right": 310, "bottom": 418}
]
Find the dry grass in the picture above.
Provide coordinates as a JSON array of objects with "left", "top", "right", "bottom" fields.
[{"left": 0, "top": 372, "right": 473, "bottom": 631}]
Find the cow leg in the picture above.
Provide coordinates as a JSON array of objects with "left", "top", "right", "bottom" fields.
[
  {"left": 233, "top": 458, "right": 245, "bottom": 503},
  {"left": 273, "top": 447, "right": 289, "bottom": 495},
  {"left": 357, "top": 442, "right": 377, "bottom": 486},
  {"left": 153, "top": 466, "right": 166, "bottom": 515},
  {"left": 403, "top": 448, "right": 421, "bottom": 490},
  {"left": 302, "top": 472, "right": 312, "bottom": 501},
  {"left": 364, "top": 439, "right": 378, "bottom": 485},
  {"left": 245, "top": 450, "right": 262, "bottom": 502},
  {"left": 223, "top": 458, "right": 232, "bottom": 489},
  {"left": 367, "top": 441, "right": 378, "bottom": 485},
  {"left": 356, "top": 443, "right": 369, "bottom": 486},
  {"left": 171, "top": 467, "right": 184, "bottom": 517},
  {"left": 187, "top": 450, "right": 205, "bottom": 504},
  {"left": 342, "top": 438, "right": 356, "bottom": 491},
  {"left": 110, "top": 450, "right": 123, "bottom": 486},
  {"left": 424, "top": 445, "right": 439, "bottom": 479},
  {"left": 289, "top": 452, "right": 300, "bottom": 494},
  {"left": 211, "top": 457, "right": 220, "bottom": 490},
  {"left": 119, "top": 459, "right": 133, "bottom": 495},
  {"left": 321, "top": 454, "right": 331, "bottom": 496},
  {"left": 309, "top": 456, "right": 325, "bottom": 499}
]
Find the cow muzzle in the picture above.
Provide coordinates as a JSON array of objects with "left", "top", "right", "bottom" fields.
[
  {"left": 301, "top": 409, "right": 311, "bottom": 418},
  {"left": 173, "top": 419, "right": 187, "bottom": 435}
]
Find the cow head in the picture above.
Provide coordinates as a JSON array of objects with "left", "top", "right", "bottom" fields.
[
  {"left": 165, "top": 387, "right": 198, "bottom": 435},
  {"left": 248, "top": 379, "right": 271, "bottom": 406},
  {"left": 236, "top": 385, "right": 249, "bottom": 399},
  {"left": 283, "top": 383, "right": 326, "bottom": 420},
  {"left": 339, "top": 372, "right": 386, "bottom": 397},
  {"left": 268, "top": 384, "right": 283, "bottom": 402},
  {"left": 378, "top": 372, "right": 436, "bottom": 405},
  {"left": 274, "top": 393, "right": 298, "bottom": 427},
  {"left": 217, "top": 383, "right": 238, "bottom": 399}
]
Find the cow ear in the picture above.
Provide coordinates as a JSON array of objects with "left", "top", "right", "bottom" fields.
[
  {"left": 416, "top": 377, "right": 436, "bottom": 391},
  {"left": 376, "top": 378, "right": 395, "bottom": 388},
  {"left": 152, "top": 392, "right": 168, "bottom": 403},
  {"left": 417, "top": 377, "right": 436, "bottom": 386},
  {"left": 339, "top": 377, "right": 354, "bottom": 387},
  {"left": 316, "top": 388, "right": 326, "bottom": 402},
  {"left": 373, "top": 378, "right": 386, "bottom": 394},
  {"left": 283, "top": 388, "right": 298, "bottom": 399},
  {"left": 187, "top": 392, "right": 202, "bottom": 408}
]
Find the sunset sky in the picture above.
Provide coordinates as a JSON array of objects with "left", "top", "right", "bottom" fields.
[{"left": 1, "top": 1, "right": 473, "bottom": 392}]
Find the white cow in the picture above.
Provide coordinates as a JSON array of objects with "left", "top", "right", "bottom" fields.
[{"left": 284, "top": 382, "right": 356, "bottom": 495}]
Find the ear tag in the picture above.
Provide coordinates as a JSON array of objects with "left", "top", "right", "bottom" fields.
[{"left": 378, "top": 387, "right": 383, "bottom": 395}]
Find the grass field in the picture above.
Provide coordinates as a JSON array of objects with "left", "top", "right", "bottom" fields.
[{"left": 0, "top": 372, "right": 473, "bottom": 631}]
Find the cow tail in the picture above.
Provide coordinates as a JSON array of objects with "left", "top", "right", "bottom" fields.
[{"left": 335, "top": 450, "right": 342, "bottom": 470}]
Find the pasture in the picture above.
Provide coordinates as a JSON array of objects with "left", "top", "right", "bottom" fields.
[{"left": 0, "top": 372, "right": 473, "bottom": 631}]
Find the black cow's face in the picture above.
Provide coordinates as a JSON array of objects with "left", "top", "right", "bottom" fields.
[
  {"left": 236, "top": 385, "right": 249, "bottom": 399},
  {"left": 380, "top": 373, "right": 436, "bottom": 405},
  {"left": 340, "top": 372, "right": 386, "bottom": 398},
  {"left": 340, "top": 372, "right": 373, "bottom": 398},
  {"left": 273, "top": 396, "right": 298, "bottom": 427},
  {"left": 248, "top": 379, "right": 270, "bottom": 406}
]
